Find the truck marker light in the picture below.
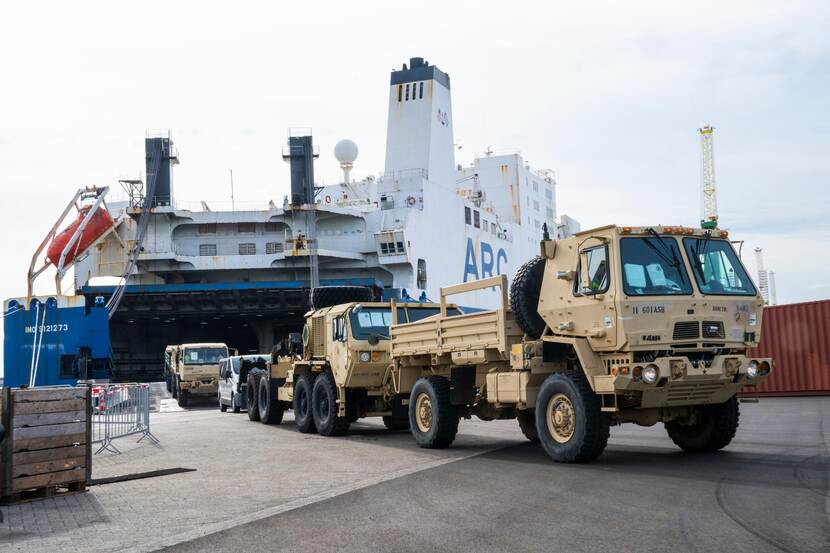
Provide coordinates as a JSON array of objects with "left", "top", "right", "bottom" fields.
[
  {"left": 371, "top": 351, "right": 382, "bottom": 362},
  {"left": 620, "top": 366, "right": 630, "bottom": 375}
]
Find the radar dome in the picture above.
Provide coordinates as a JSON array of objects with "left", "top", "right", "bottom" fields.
[{"left": 334, "top": 139, "right": 359, "bottom": 165}]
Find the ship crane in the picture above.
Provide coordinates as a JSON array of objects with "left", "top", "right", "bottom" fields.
[{"left": 699, "top": 125, "right": 718, "bottom": 230}]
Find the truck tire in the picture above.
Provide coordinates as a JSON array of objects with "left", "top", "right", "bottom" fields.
[
  {"left": 312, "top": 371, "right": 350, "bottom": 436},
  {"left": 259, "top": 377, "right": 285, "bottom": 425},
  {"left": 665, "top": 395, "right": 740, "bottom": 453},
  {"left": 177, "top": 389, "right": 189, "bottom": 409},
  {"left": 247, "top": 374, "right": 261, "bottom": 422},
  {"left": 517, "top": 410, "right": 539, "bottom": 443},
  {"left": 408, "top": 376, "right": 459, "bottom": 449},
  {"left": 510, "top": 256, "right": 547, "bottom": 339},
  {"left": 232, "top": 393, "right": 241, "bottom": 414},
  {"left": 382, "top": 415, "right": 410, "bottom": 431},
  {"left": 535, "top": 371, "right": 610, "bottom": 463},
  {"left": 294, "top": 373, "right": 317, "bottom": 434},
  {"left": 311, "top": 286, "right": 373, "bottom": 310}
]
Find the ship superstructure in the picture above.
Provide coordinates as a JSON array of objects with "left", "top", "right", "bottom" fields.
[{"left": 70, "top": 57, "right": 578, "bottom": 380}]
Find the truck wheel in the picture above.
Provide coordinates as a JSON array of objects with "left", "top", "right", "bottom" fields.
[
  {"left": 294, "top": 373, "right": 317, "bottom": 433},
  {"left": 232, "top": 393, "right": 241, "bottom": 414},
  {"left": 409, "top": 376, "right": 458, "bottom": 449},
  {"left": 259, "top": 377, "right": 285, "bottom": 425},
  {"left": 535, "top": 371, "right": 610, "bottom": 463},
  {"left": 382, "top": 415, "right": 410, "bottom": 431},
  {"left": 177, "top": 389, "right": 189, "bottom": 409},
  {"left": 312, "top": 371, "right": 350, "bottom": 436},
  {"left": 665, "top": 396, "right": 740, "bottom": 453},
  {"left": 219, "top": 392, "right": 227, "bottom": 412},
  {"left": 311, "top": 286, "right": 373, "bottom": 310},
  {"left": 510, "top": 256, "right": 547, "bottom": 339},
  {"left": 517, "top": 410, "right": 539, "bottom": 443},
  {"left": 172, "top": 376, "right": 178, "bottom": 399},
  {"left": 247, "top": 374, "right": 261, "bottom": 422}
]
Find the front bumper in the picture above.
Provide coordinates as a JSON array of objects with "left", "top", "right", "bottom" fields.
[
  {"left": 179, "top": 378, "right": 218, "bottom": 395},
  {"left": 610, "top": 355, "right": 772, "bottom": 408}
]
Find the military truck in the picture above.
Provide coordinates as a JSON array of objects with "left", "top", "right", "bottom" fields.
[
  {"left": 249, "top": 286, "right": 461, "bottom": 435},
  {"left": 387, "top": 225, "right": 773, "bottom": 463},
  {"left": 164, "top": 342, "right": 229, "bottom": 408}
]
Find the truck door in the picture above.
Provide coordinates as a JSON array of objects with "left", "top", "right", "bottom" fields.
[
  {"left": 330, "top": 315, "right": 348, "bottom": 384},
  {"left": 573, "top": 238, "right": 618, "bottom": 349}
]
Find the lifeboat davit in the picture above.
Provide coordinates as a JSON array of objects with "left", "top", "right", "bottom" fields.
[{"left": 46, "top": 205, "right": 114, "bottom": 266}]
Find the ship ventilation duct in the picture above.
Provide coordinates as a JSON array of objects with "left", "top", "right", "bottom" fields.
[{"left": 282, "top": 131, "right": 319, "bottom": 206}]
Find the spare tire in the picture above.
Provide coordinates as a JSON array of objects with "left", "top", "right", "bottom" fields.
[
  {"left": 311, "top": 286, "right": 373, "bottom": 310},
  {"left": 510, "top": 256, "right": 547, "bottom": 339}
]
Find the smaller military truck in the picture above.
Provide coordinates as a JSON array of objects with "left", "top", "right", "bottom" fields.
[
  {"left": 389, "top": 225, "right": 773, "bottom": 463},
  {"left": 248, "top": 286, "right": 461, "bottom": 436},
  {"left": 164, "top": 343, "right": 228, "bottom": 408}
]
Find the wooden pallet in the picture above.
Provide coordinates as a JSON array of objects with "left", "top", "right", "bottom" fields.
[{"left": 0, "top": 386, "right": 91, "bottom": 504}]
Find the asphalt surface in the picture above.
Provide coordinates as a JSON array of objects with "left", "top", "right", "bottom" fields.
[{"left": 164, "top": 397, "right": 829, "bottom": 553}]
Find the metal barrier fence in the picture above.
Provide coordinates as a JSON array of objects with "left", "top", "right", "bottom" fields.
[{"left": 91, "top": 384, "right": 159, "bottom": 454}]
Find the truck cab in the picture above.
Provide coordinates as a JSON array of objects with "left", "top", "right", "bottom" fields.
[{"left": 167, "top": 342, "right": 228, "bottom": 408}]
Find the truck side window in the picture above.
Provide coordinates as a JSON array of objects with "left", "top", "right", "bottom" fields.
[
  {"left": 574, "top": 246, "right": 610, "bottom": 296},
  {"left": 332, "top": 316, "right": 346, "bottom": 342}
]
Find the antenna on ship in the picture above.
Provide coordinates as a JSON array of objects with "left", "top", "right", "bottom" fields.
[{"left": 699, "top": 125, "right": 718, "bottom": 229}]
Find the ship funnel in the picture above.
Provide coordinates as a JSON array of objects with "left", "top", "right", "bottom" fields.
[
  {"left": 145, "top": 130, "right": 178, "bottom": 207},
  {"left": 282, "top": 129, "right": 320, "bottom": 206}
]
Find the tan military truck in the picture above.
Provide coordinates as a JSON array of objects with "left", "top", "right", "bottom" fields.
[
  {"left": 388, "top": 225, "right": 773, "bottom": 463},
  {"left": 165, "top": 342, "right": 229, "bottom": 408},
  {"left": 250, "top": 287, "right": 462, "bottom": 435}
]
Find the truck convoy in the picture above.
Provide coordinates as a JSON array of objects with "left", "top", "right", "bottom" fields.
[
  {"left": 239, "top": 225, "right": 773, "bottom": 463},
  {"left": 164, "top": 343, "right": 229, "bottom": 408}
]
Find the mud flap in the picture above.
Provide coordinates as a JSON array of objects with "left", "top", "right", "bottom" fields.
[{"left": 450, "top": 366, "right": 476, "bottom": 405}]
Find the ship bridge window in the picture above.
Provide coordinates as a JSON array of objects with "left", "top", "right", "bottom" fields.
[
  {"left": 474, "top": 210, "right": 480, "bottom": 228},
  {"left": 239, "top": 243, "right": 256, "bottom": 255},
  {"left": 199, "top": 244, "right": 217, "bottom": 256},
  {"left": 419, "top": 81, "right": 424, "bottom": 99},
  {"left": 265, "top": 222, "right": 280, "bottom": 233},
  {"left": 545, "top": 188, "right": 553, "bottom": 200},
  {"left": 198, "top": 223, "right": 216, "bottom": 234},
  {"left": 397, "top": 84, "right": 402, "bottom": 102},
  {"left": 482, "top": 218, "right": 488, "bottom": 230},
  {"left": 405, "top": 84, "right": 410, "bottom": 101},
  {"left": 266, "top": 242, "right": 283, "bottom": 254},
  {"left": 238, "top": 223, "right": 256, "bottom": 233},
  {"left": 464, "top": 206, "right": 472, "bottom": 225}
]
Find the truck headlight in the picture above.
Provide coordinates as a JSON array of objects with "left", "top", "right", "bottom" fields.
[
  {"left": 747, "top": 360, "right": 759, "bottom": 378},
  {"left": 359, "top": 351, "right": 371, "bottom": 363},
  {"left": 759, "top": 361, "right": 771, "bottom": 375},
  {"left": 642, "top": 364, "right": 659, "bottom": 384}
]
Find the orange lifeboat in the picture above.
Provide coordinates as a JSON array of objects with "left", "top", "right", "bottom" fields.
[{"left": 46, "top": 205, "right": 114, "bottom": 266}]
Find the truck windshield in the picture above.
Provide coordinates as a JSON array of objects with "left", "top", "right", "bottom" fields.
[
  {"left": 683, "top": 238, "right": 756, "bottom": 296},
  {"left": 620, "top": 237, "right": 693, "bottom": 296},
  {"left": 349, "top": 306, "right": 459, "bottom": 340},
  {"left": 183, "top": 347, "right": 227, "bottom": 365}
]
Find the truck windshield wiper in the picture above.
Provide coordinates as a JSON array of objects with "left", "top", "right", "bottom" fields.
[{"left": 645, "top": 228, "right": 682, "bottom": 269}]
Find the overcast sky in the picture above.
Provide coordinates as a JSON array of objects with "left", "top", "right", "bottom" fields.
[{"left": 1, "top": 0, "right": 827, "bottom": 314}]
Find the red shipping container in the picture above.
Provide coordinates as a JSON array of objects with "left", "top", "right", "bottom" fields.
[{"left": 746, "top": 299, "right": 830, "bottom": 395}]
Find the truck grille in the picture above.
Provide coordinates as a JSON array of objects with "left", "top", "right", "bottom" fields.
[
  {"left": 672, "top": 321, "right": 699, "bottom": 340},
  {"left": 665, "top": 383, "right": 725, "bottom": 404},
  {"left": 702, "top": 321, "right": 725, "bottom": 339}
]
